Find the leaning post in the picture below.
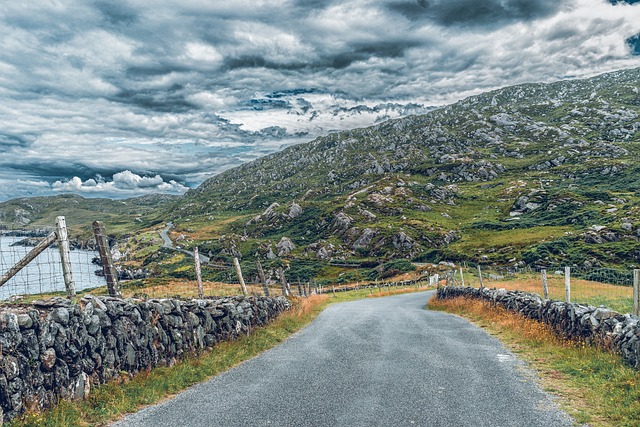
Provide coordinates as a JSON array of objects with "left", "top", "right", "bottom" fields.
[
  {"left": 55, "top": 216, "right": 76, "bottom": 299},
  {"left": 92, "top": 221, "right": 121, "bottom": 298},
  {"left": 256, "top": 260, "right": 269, "bottom": 297},
  {"left": 233, "top": 257, "right": 248, "bottom": 295},
  {"left": 277, "top": 267, "right": 290, "bottom": 296}
]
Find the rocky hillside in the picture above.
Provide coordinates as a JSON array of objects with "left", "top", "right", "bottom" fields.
[
  {"left": 2, "top": 68, "right": 640, "bottom": 278},
  {"left": 170, "top": 67, "right": 640, "bottom": 271}
]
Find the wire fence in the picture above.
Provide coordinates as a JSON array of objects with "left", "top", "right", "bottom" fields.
[
  {"left": 449, "top": 264, "right": 639, "bottom": 315},
  {"left": 0, "top": 226, "right": 106, "bottom": 301}
]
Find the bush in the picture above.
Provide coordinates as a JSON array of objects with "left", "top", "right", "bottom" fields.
[{"left": 376, "top": 259, "right": 416, "bottom": 279}]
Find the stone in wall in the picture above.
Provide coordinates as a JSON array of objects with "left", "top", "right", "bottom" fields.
[
  {"left": 437, "top": 286, "right": 640, "bottom": 369},
  {"left": 0, "top": 295, "right": 290, "bottom": 424}
]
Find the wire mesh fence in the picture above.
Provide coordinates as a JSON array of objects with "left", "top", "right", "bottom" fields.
[{"left": 0, "top": 226, "right": 106, "bottom": 301}]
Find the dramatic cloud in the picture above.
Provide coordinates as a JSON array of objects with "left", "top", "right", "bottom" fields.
[
  {"left": 51, "top": 172, "right": 188, "bottom": 197},
  {"left": 0, "top": 0, "right": 639, "bottom": 201}
]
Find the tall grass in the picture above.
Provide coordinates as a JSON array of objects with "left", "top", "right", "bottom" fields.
[{"left": 430, "top": 295, "right": 640, "bottom": 427}]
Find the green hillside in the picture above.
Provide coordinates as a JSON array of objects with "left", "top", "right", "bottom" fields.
[{"left": 2, "top": 67, "right": 640, "bottom": 281}]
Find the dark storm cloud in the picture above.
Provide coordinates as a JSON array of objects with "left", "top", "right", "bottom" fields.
[
  {"left": 0, "top": 0, "right": 638, "bottom": 201},
  {"left": 627, "top": 34, "right": 640, "bottom": 55},
  {"left": 0, "top": 133, "right": 36, "bottom": 148},
  {"left": 95, "top": 1, "right": 139, "bottom": 26},
  {"left": 222, "top": 56, "right": 310, "bottom": 71},
  {"left": 0, "top": 161, "right": 99, "bottom": 182},
  {"left": 330, "top": 41, "right": 420, "bottom": 69},
  {"left": 111, "top": 87, "right": 198, "bottom": 113},
  {"left": 387, "top": 0, "right": 563, "bottom": 26}
]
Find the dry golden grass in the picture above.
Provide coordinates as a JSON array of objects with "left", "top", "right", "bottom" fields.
[
  {"left": 118, "top": 279, "right": 275, "bottom": 299},
  {"left": 429, "top": 295, "right": 640, "bottom": 426},
  {"left": 478, "top": 273, "right": 633, "bottom": 313}
]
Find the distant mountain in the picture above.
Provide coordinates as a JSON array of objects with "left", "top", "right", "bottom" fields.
[
  {"left": 176, "top": 67, "right": 640, "bottom": 268},
  {"left": 220, "top": 90, "right": 435, "bottom": 140},
  {"left": 3, "top": 68, "right": 640, "bottom": 272}
]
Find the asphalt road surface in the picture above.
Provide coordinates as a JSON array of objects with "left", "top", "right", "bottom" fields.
[
  {"left": 159, "top": 222, "right": 210, "bottom": 263},
  {"left": 113, "top": 291, "right": 574, "bottom": 427}
]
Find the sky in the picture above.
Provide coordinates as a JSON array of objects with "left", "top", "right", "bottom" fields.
[{"left": 1, "top": 0, "right": 639, "bottom": 202}]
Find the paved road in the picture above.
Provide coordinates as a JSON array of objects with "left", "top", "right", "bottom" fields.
[
  {"left": 113, "top": 291, "right": 573, "bottom": 427},
  {"left": 159, "top": 222, "right": 210, "bottom": 263}
]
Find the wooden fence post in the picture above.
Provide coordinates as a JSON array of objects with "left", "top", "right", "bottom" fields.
[
  {"left": 194, "top": 247, "right": 204, "bottom": 299},
  {"left": 541, "top": 268, "right": 549, "bottom": 300},
  {"left": 477, "top": 265, "right": 483, "bottom": 289},
  {"left": 0, "top": 232, "right": 56, "bottom": 287},
  {"left": 564, "top": 266, "right": 571, "bottom": 303},
  {"left": 55, "top": 216, "right": 75, "bottom": 299},
  {"left": 233, "top": 257, "right": 248, "bottom": 295},
  {"left": 297, "top": 277, "right": 303, "bottom": 296},
  {"left": 459, "top": 266, "right": 465, "bottom": 287},
  {"left": 92, "top": 221, "right": 121, "bottom": 298},
  {"left": 277, "top": 267, "right": 290, "bottom": 296},
  {"left": 256, "top": 260, "right": 269, "bottom": 297},
  {"left": 634, "top": 269, "right": 640, "bottom": 316}
]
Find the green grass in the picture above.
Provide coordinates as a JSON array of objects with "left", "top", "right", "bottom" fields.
[{"left": 430, "top": 295, "right": 640, "bottom": 426}]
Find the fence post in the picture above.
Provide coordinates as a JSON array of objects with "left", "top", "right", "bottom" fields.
[
  {"left": 541, "top": 268, "right": 549, "bottom": 300},
  {"left": 477, "top": 265, "right": 483, "bottom": 289},
  {"left": 634, "top": 269, "right": 640, "bottom": 316},
  {"left": 459, "top": 266, "right": 465, "bottom": 287},
  {"left": 194, "top": 247, "right": 204, "bottom": 299},
  {"left": 564, "top": 266, "right": 571, "bottom": 303},
  {"left": 277, "top": 267, "right": 290, "bottom": 296},
  {"left": 297, "top": 277, "right": 303, "bottom": 296},
  {"left": 0, "top": 232, "right": 57, "bottom": 287},
  {"left": 55, "top": 216, "right": 75, "bottom": 299},
  {"left": 92, "top": 221, "right": 121, "bottom": 298},
  {"left": 233, "top": 257, "right": 248, "bottom": 295},
  {"left": 256, "top": 260, "right": 269, "bottom": 297}
]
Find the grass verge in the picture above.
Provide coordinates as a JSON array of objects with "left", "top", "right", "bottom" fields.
[
  {"left": 10, "top": 286, "right": 431, "bottom": 426},
  {"left": 429, "top": 295, "right": 640, "bottom": 427}
]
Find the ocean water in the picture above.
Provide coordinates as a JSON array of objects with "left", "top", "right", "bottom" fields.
[{"left": 0, "top": 235, "right": 106, "bottom": 300}]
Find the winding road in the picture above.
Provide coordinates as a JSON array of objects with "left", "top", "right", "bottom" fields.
[
  {"left": 160, "top": 222, "right": 210, "bottom": 263},
  {"left": 113, "top": 291, "right": 573, "bottom": 427}
]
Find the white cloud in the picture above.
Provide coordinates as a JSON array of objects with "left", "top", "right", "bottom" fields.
[
  {"left": 52, "top": 172, "right": 188, "bottom": 197},
  {"left": 0, "top": 0, "right": 640, "bottom": 201}
]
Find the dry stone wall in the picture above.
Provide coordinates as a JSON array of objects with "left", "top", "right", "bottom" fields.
[
  {"left": 0, "top": 295, "right": 290, "bottom": 423},
  {"left": 437, "top": 286, "right": 640, "bottom": 369}
]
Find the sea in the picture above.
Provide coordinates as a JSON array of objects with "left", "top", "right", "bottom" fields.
[{"left": 0, "top": 235, "right": 106, "bottom": 300}]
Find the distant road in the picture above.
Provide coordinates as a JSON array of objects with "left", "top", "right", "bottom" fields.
[
  {"left": 113, "top": 291, "right": 573, "bottom": 427},
  {"left": 159, "top": 222, "right": 209, "bottom": 263}
]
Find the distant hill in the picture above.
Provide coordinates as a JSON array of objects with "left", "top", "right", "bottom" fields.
[
  {"left": 171, "top": 67, "right": 640, "bottom": 268},
  {"left": 0, "top": 193, "right": 176, "bottom": 234},
  {"left": 2, "top": 67, "right": 640, "bottom": 271}
]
